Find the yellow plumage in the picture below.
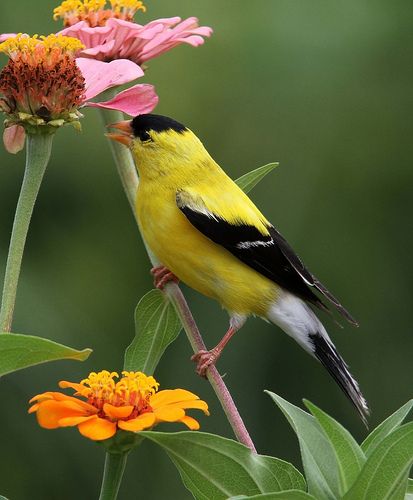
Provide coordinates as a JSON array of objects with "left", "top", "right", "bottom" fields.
[{"left": 133, "top": 128, "right": 278, "bottom": 316}]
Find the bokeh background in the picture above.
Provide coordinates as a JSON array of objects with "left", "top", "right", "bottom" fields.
[{"left": 1, "top": 1, "right": 412, "bottom": 498}]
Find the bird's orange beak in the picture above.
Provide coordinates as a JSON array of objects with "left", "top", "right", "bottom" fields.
[{"left": 106, "top": 120, "right": 133, "bottom": 146}]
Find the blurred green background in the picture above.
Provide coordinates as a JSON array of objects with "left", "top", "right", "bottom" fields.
[{"left": 1, "top": 0, "right": 412, "bottom": 498}]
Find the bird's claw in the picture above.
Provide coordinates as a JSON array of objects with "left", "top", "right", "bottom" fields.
[
  {"left": 150, "top": 266, "right": 179, "bottom": 290},
  {"left": 191, "top": 349, "right": 218, "bottom": 377}
]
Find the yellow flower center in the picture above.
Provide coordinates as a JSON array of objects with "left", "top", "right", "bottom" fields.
[
  {"left": 110, "top": 0, "right": 146, "bottom": 16},
  {"left": 78, "top": 370, "right": 159, "bottom": 409},
  {"left": 0, "top": 34, "right": 84, "bottom": 62},
  {"left": 53, "top": 0, "right": 146, "bottom": 27}
]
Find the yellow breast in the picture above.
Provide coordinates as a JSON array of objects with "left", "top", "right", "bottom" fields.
[{"left": 136, "top": 183, "right": 278, "bottom": 317}]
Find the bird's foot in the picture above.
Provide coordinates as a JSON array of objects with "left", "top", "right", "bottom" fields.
[
  {"left": 150, "top": 266, "right": 179, "bottom": 290},
  {"left": 191, "top": 349, "right": 219, "bottom": 378}
]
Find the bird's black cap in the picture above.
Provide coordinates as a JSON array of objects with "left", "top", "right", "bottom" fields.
[{"left": 131, "top": 114, "right": 187, "bottom": 140}]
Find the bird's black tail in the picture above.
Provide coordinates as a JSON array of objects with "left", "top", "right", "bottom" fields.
[{"left": 309, "top": 332, "right": 370, "bottom": 427}]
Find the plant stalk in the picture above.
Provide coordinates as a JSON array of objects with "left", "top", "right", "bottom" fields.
[
  {"left": 0, "top": 133, "right": 53, "bottom": 332},
  {"left": 99, "top": 101, "right": 256, "bottom": 452},
  {"left": 98, "top": 452, "right": 129, "bottom": 500}
]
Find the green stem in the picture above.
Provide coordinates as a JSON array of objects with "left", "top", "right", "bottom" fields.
[
  {"left": 99, "top": 103, "right": 256, "bottom": 452},
  {"left": 98, "top": 452, "right": 128, "bottom": 500},
  {"left": 0, "top": 133, "right": 53, "bottom": 332}
]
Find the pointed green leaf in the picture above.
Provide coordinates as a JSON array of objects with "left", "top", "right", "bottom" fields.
[
  {"left": 124, "top": 289, "right": 182, "bottom": 374},
  {"left": 361, "top": 400, "right": 413, "bottom": 457},
  {"left": 0, "top": 333, "right": 91, "bottom": 376},
  {"left": 141, "top": 431, "right": 305, "bottom": 500},
  {"left": 266, "top": 391, "right": 340, "bottom": 500},
  {"left": 229, "top": 492, "right": 316, "bottom": 499},
  {"left": 405, "top": 478, "right": 413, "bottom": 499},
  {"left": 390, "top": 470, "right": 409, "bottom": 500},
  {"left": 344, "top": 422, "right": 413, "bottom": 499},
  {"left": 304, "top": 400, "right": 365, "bottom": 494},
  {"left": 235, "top": 163, "right": 279, "bottom": 194}
]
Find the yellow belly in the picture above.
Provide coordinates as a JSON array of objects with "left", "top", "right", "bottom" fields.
[{"left": 137, "top": 186, "right": 278, "bottom": 316}]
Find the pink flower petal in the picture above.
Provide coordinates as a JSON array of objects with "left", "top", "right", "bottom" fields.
[
  {"left": 76, "top": 58, "right": 144, "bottom": 101},
  {"left": 0, "top": 33, "right": 16, "bottom": 43},
  {"left": 59, "top": 21, "right": 113, "bottom": 52},
  {"left": 133, "top": 18, "right": 213, "bottom": 63},
  {"left": 141, "top": 17, "right": 182, "bottom": 28},
  {"left": 59, "top": 17, "right": 212, "bottom": 65},
  {"left": 3, "top": 125, "right": 25, "bottom": 154},
  {"left": 86, "top": 83, "right": 158, "bottom": 116},
  {"left": 82, "top": 39, "right": 116, "bottom": 58}
]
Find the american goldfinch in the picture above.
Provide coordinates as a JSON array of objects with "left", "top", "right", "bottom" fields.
[{"left": 108, "top": 114, "right": 369, "bottom": 424}]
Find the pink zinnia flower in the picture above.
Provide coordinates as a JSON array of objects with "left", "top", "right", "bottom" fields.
[
  {"left": 54, "top": 1, "right": 212, "bottom": 66},
  {"left": 0, "top": 34, "right": 158, "bottom": 153}
]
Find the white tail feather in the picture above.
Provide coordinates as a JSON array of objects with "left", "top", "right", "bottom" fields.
[{"left": 267, "top": 290, "right": 369, "bottom": 425}]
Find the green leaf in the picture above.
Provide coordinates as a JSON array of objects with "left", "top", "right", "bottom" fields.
[
  {"left": 124, "top": 289, "right": 182, "bottom": 374},
  {"left": 266, "top": 391, "right": 340, "bottom": 500},
  {"left": 361, "top": 400, "right": 413, "bottom": 457},
  {"left": 304, "top": 400, "right": 365, "bottom": 494},
  {"left": 0, "top": 333, "right": 91, "bottom": 376},
  {"left": 390, "top": 470, "right": 409, "bottom": 500},
  {"left": 235, "top": 163, "right": 279, "bottom": 194},
  {"left": 405, "top": 478, "right": 413, "bottom": 499},
  {"left": 344, "top": 422, "right": 413, "bottom": 500},
  {"left": 141, "top": 431, "right": 305, "bottom": 500},
  {"left": 229, "top": 492, "right": 317, "bottom": 499}
]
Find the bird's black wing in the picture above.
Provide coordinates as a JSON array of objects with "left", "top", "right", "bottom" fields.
[{"left": 177, "top": 192, "right": 357, "bottom": 325}]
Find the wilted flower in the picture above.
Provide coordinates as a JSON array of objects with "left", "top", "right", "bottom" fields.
[
  {"left": 29, "top": 370, "right": 209, "bottom": 441},
  {"left": 0, "top": 35, "right": 85, "bottom": 133},
  {"left": 54, "top": 0, "right": 212, "bottom": 66},
  {"left": 0, "top": 33, "right": 158, "bottom": 152}
]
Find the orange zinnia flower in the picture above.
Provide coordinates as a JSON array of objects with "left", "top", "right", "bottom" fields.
[{"left": 29, "top": 370, "right": 209, "bottom": 441}]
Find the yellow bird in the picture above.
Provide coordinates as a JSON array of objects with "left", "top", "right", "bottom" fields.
[{"left": 108, "top": 114, "right": 369, "bottom": 424}]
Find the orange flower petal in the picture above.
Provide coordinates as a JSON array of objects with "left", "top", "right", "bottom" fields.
[
  {"left": 164, "top": 400, "right": 209, "bottom": 414},
  {"left": 154, "top": 406, "right": 185, "bottom": 422},
  {"left": 35, "top": 400, "right": 89, "bottom": 429},
  {"left": 59, "top": 381, "right": 85, "bottom": 393},
  {"left": 30, "top": 391, "right": 95, "bottom": 412},
  {"left": 77, "top": 417, "right": 116, "bottom": 441},
  {"left": 28, "top": 403, "right": 40, "bottom": 414},
  {"left": 179, "top": 415, "right": 200, "bottom": 430},
  {"left": 58, "top": 415, "right": 96, "bottom": 427},
  {"left": 118, "top": 412, "right": 156, "bottom": 432},
  {"left": 29, "top": 391, "right": 64, "bottom": 404},
  {"left": 103, "top": 403, "right": 134, "bottom": 420},
  {"left": 62, "top": 397, "right": 98, "bottom": 412},
  {"left": 150, "top": 389, "right": 200, "bottom": 408},
  {"left": 52, "top": 398, "right": 98, "bottom": 415}
]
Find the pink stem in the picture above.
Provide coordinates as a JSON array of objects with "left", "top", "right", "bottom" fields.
[{"left": 166, "top": 284, "right": 257, "bottom": 452}]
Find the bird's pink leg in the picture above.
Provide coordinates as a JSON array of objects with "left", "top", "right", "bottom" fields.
[
  {"left": 150, "top": 266, "right": 179, "bottom": 290},
  {"left": 192, "top": 316, "right": 245, "bottom": 377}
]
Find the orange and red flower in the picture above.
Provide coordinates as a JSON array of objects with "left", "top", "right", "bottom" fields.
[{"left": 29, "top": 370, "right": 209, "bottom": 441}]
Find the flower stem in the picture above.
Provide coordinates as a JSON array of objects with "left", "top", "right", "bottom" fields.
[
  {"left": 99, "top": 102, "right": 256, "bottom": 453},
  {"left": 98, "top": 452, "right": 128, "bottom": 500},
  {"left": 169, "top": 285, "right": 257, "bottom": 451},
  {"left": 0, "top": 133, "right": 53, "bottom": 332}
]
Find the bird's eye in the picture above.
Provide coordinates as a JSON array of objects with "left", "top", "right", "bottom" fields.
[{"left": 139, "top": 130, "right": 153, "bottom": 142}]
